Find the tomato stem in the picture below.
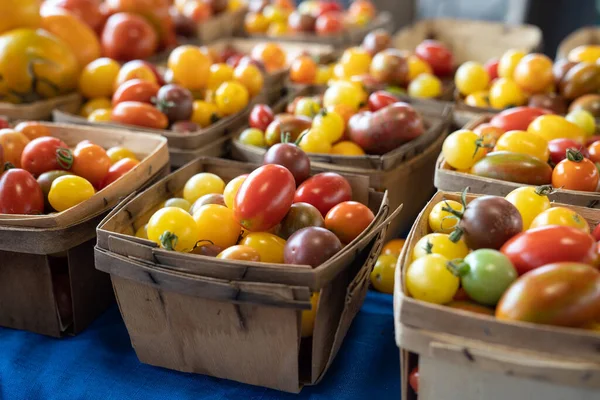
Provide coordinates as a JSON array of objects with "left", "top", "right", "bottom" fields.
[
  {"left": 281, "top": 131, "right": 291, "bottom": 144},
  {"left": 192, "top": 239, "right": 215, "bottom": 250},
  {"left": 159, "top": 231, "right": 179, "bottom": 251},
  {"left": 448, "top": 227, "right": 464, "bottom": 243},
  {"left": 56, "top": 148, "right": 73, "bottom": 170},
  {"left": 295, "top": 129, "right": 309, "bottom": 146},
  {"left": 535, "top": 185, "right": 554, "bottom": 197},
  {"left": 210, "top": 113, "right": 220, "bottom": 124},
  {"left": 423, "top": 240, "right": 433, "bottom": 255},
  {"left": 446, "top": 259, "right": 470, "bottom": 277},
  {"left": 473, "top": 138, "right": 493, "bottom": 159},
  {"left": 3, "top": 162, "right": 14, "bottom": 172},
  {"left": 566, "top": 148, "right": 584, "bottom": 162}
]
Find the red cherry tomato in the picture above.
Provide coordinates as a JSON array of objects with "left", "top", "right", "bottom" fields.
[
  {"left": 0, "top": 168, "right": 44, "bottom": 214},
  {"left": 101, "top": 157, "right": 140, "bottom": 188},
  {"left": 294, "top": 172, "right": 352, "bottom": 216},
  {"left": 111, "top": 101, "right": 169, "bottom": 130},
  {"left": 233, "top": 164, "right": 296, "bottom": 232},
  {"left": 593, "top": 223, "right": 600, "bottom": 241},
  {"left": 367, "top": 91, "right": 397, "bottom": 112},
  {"left": 101, "top": 12, "right": 158, "bottom": 62},
  {"left": 484, "top": 58, "right": 499, "bottom": 81},
  {"left": 312, "top": 1, "right": 343, "bottom": 17},
  {"left": 249, "top": 104, "right": 275, "bottom": 131},
  {"left": 586, "top": 136, "right": 600, "bottom": 147},
  {"left": 72, "top": 143, "right": 111, "bottom": 189},
  {"left": 112, "top": 79, "right": 160, "bottom": 106},
  {"left": 315, "top": 11, "right": 344, "bottom": 36},
  {"left": 0, "top": 117, "right": 9, "bottom": 129},
  {"left": 415, "top": 40, "right": 454, "bottom": 77},
  {"left": 20, "top": 137, "right": 73, "bottom": 177},
  {"left": 549, "top": 138, "right": 589, "bottom": 165},
  {"left": 489, "top": 107, "right": 551, "bottom": 132},
  {"left": 408, "top": 366, "right": 419, "bottom": 394}
]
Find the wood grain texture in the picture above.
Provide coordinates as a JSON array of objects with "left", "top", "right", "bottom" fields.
[{"left": 0, "top": 93, "right": 81, "bottom": 121}]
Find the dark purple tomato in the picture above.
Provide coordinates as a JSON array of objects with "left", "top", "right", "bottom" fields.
[
  {"left": 37, "top": 170, "right": 72, "bottom": 211},
  {"left": 284, "top": 226, "right": 343, "bottom": 267},
  {"left": 190, "top": 193, "right": 226, "bottom": 215},
  {"left": 527, "top": 93, "right": 567, "bottom": 115},
  {"left": 278, "top": 202, "right": 325, "bottom": 239},
  {"left": 263, "top": 143, "right": 310, "bottom": 185},
  {"left": 190, "top": 242, "right": 223, "bottom": 257},
  {"left": 171, "top": 121, "right": 201, "bottom": 133},
  {"left": 155, "top": 84, "right": 194, "bottom": 123},
  {"left": 553, "top": 59, "right": 577, "bottom": 85}
]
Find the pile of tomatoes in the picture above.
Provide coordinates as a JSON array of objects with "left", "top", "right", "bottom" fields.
[
  {"left": 405, "top": 189, "right": 600, "bottom": 331},
  {"left": 442, "top": 105, "right": 600, "bottom": 192},
  {"left": 0, "top": 121, "right": 140, "bottom": 214},
  {"left": 456, "top": 45, "right": 600, "bottom": 111},
  {"left": 244, "top": 0, "right": 377, "bottom": 38},
  {"left": 78, "top": 44, "right": 264, "bottom": 132},
  {"left": 239, "top": 83, "right": 425, "bottom": 156}
]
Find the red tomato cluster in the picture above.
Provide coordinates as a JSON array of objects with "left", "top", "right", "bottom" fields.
[{"left": 0, "top": 121, "right": 140, "bottom": 215}]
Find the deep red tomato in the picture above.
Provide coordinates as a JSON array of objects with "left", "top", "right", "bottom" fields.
[
  {"left": 72, "top": 143, "right": 111, "bottom": 188},
  {"left": 593, "top": 223, "right": 600, "bottom": 241},
  {"left": 233, "top": 164, "right": 296, "bottom": 232},
  {"left": 325, "top": 201, "right": 374, "bottom": 243},
  {"left": 249, "top": 104, "right": 275, "bottom": 131},
  {"left": 586, "top": 136, "right": 600, "bottom": 147},
  {"left": 500, "top": 225, "right": 598, "bottom": 275},
  {"left": 315, "top": 11, "right": 344, "bottom": 36},
  {"left": 484, "top": 58, "right": 499, "bottom": 81},
  {"left": 367, "top": 91, "right": 397, "bottom": 112},
  {"left": 294, "top": 172, "right": 352, "bottom": 216},
  {"left": 0, "top": 117, "right": 9, "bottom": 129},
  {"left": 20, "top": 137, "right": 73, "bottom": 177},
  {"left": 101, "top": 157, "right": 139, "bottom": 188},
  {"left": 415, "top": 40, "right": 454, "bottom": 76},
  {"left": 0, "top": 168, "right": 44, "bottom": 214},
  {"left": 549, "top": 138, "right": 590, "bottom": 165},
  {"left": 552, "top": 150, "right": 599, "bottom": 192},
  {"left": 408, "top": 367, "right": 419, "bottom": 394},
  {"left": 112, "top": 79, "right": 160, "bottom": 106},
  {"left": 101, "top": 12, "right": 158, "bottom": 61},
  {"left": 111, "top": 101, "right": 169, "bottom": 130},
  {"left": 490, "top": 107, "right": 551, "bottom": 132}
]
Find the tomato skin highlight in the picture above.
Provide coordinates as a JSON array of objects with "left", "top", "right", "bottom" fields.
[
  {"left": 500, "top": 225, "right": 598, "bottom": 275},
  {"left": 233, "top": 164, "right": 295, "bottom": 232},
  {"left": 0, "top": 168, "right": 44, "bottom": 214},
  {"left": 294, "top": 172, "right": 352, "bottom": 217}
]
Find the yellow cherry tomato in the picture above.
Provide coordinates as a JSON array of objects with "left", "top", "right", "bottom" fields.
[
  {"left": 207, "top": 63, "right": 234, "bottom": 92},
  {"left": 244, "top": 12, "right": 270, "bottom": 34},
  {"left": 48, "top": 175, "right": 95, "bottom": 212},
  {"left": 298, "top": 130, "right": 332, "bottom": 154},
  {"left": 330, "top": 141, "right": 365, "bottom": 156},
  {"left": 527, "top": 115, "right": 586, "bottom": 143},
  {"left": 489, "top": 78, "right": 526, "bottom": 109},
  {"left": 412, "top": 233, "right": 469, "bottom": 261},
  {"left": 80, "top": 98, "right": 112, "bottom": 117},
  {"left": 312, "top": 110, "right": 344, "bottom": 143},
  {"left": 406, "top": 254, "right": 459, "bottom": 304},
  {"left": 147, "top": 207, "right": 200, "bottom": 252},
  {"left": 135, "top": 224, "right": 148, "bottom": 239},
  {"left": 455, "top": 61, "right": 490, "bottom": 96},
  {"left": 168, "top": 45, "right": 211, "bottom": 91},
  {"left": 87, "top": 109, "right": 112, "bottom": 122},
  {"left": 263, "top": 5, "right": 288, "bottom": 23},
  {"left": 408, "top": 73, "right": 442, "bottom": 98},
  {"left": 568, "top": 45, "right": 600, "bottom": 63},
  {"left": 183, "top": 173, "right": 225, "bottom": 203},
  {"left": 464, "top": 91, "right": 490, "bottom": 108},
  {"left": 107, "top": 147, "right": 138, "bottom": 164},
  {"left": 428, "top": 199, "right": 464, "bottom": 233},
  {"left": 315, "top": 65, "right": 334, "bottom": 85},
  {"left": 494, "top": 130, "right": 549, "bottom": 161},
  {"left": 381, "top": 239, "right": 405, "bottom": 258},
  {"left": 164, "top": 198, "right": 191, "bottom": 211},
  {"left": 370, "top": 255, "right": 397, "bottom": 294},
  {"left": 215, "top": 81, "right": 249, "bottom": 116},
  {"left": 267, "top": 21, "right": 288, "bottom": 37},
  {"left": 442, "top": 129, "right": 487, "bottom": 170},
  {"left": 505, "top": 186, "right": 551, "bottom": 230},
  {"left": 193, "top": 204, "right": 241, "bottom": 249},
  {"left": 240, "top": 232, "right": 286, "bottom": 263},
  {"left": 239, "top": 128, "right": 266, "bottom": 147},
  {"left": 301, "top": 292, "right": 319, "bottom": 337},
  {"left": 295, "top": 98, "right": 321, "bottom": 118},
  {"left": 223, "top": 175, "right": 247, "bottom": 209},
  {"left": 498, "top": 49, "right": 525, "bottom": 79},
  {"left": 566, "top": 109, "right": 596, "bottom": 136},
  {"left": 191, "top": 100, "right": 221, "bottom": 128},
  {"left": 529, "top": 207, "right": 590, "bottom": 233},
  {"left": 339, "top": 47, "right": 372, "bottom": 77},
  {"left": 323, "top": 82, "right": 367, "bottom": 111},
  {"left": 407, "top": 55, "right": 433, "bottom": 81},
  {"left": 79, "top": 57, "right": 121, "bottom": 99},
  {"left": 233, "top": 64, "right": 264, "bottom": 97}
]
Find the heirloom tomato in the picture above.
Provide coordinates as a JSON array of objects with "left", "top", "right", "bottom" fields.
[
  {"left": 168, "top": 45, "right": 211, "bottom": 90},
  {"left": 528, "top": 114, "right": 586, "bottom": 143},
  {"left": 489, "top": 78, "right": 526, "bottom": 109},
  {"left": 101, "top": 158, "right": 139, "bottom": 188},
  {"left": 240, "top": 232, "right": 286, "bottom": 263},
  {"left": 217, "top": 245, "right": 261, "bottom": 262},
  {"left": 191, "top": 100, "right": 221, "bottom": 128},
  {"left": 112, "top": 79, "right": 160, "bottom": 105},
  {"left": 239, "top": 128, "right": 266, "bottom": 147},
  {"left": 455, "top": 61, "right": 489, "bottom": 96},
  {"left": 330, "top": 141, "right": 365, "bottom": 156},
  {"left": 415, "top": 40, "right": 453, "bottom": 77},
  {"left": 233, "top": 64, "right": 263, "bottom": 97},
  {"left": 155, "top": 84, "right": 194, "bottom": 123},
  {"left": 111, "top": 101, "right": 169, "bottom": 130},
  {"left": 473, "top": 123, "right": 504, "bottom": 149},
  {"left": 290, "top": 56, "right": 317, "bottom": 84},
  {"left": 72, "top": 143, "right": 111, "bottom": 188},
  {"left": 14, "top": 122, "right": 51, "bottom": 141},
  {"left": 294, "top": 172, "right": 352, "bottom": 217},
  {"left": 529, "top": 206, "right": 590, "bottom": 233},
  {"left": 441, "top": 130, "right": 486, "bottom": 170},
  {"left": 193, "top": 204, "right": 241, "bottom": 249},
  {"left": 80, "top": 98, "right": 112, "bottom": 118},
  {"left": 406, "top": 254, "right": 459, "bottom": 304},
  {"left": 566, "top": 109, "right": 596, "bottom": 136},
  {"left": 0, "top": 0, "right": 40, "bottom": 35},
  {"left": 164, "top": 198, "right": 191, "bottom": 211},
  {"left": 43, "top": 0, "right": 105, "bottom": 32},
  {"left": 464, "top": 91, "right": 490, "bottom": 108},
  {"left": 207, "top": 63, "right": 234, "bottom": 92},
  {"left": 484, "top": 58, "right": 499, "bottom": 81},
  {"left": 147, "top": 207, "right": 199, "bottom": 252},
  {"left": 0, "top": 129, "right": 30, "bottom": 168},
  {"left": 263, "top": 143, "right": 311, "bottom": 185},
  {"left": 368, "top": 91, "right": 397, "bottom": 112},
  {"left": 183, "top": 173, "right": 225, "bottom": 204},
  {"left": 278, "top": 202, "right": 325, "bottom": 240},
  {"left": 407, "top": 55, "right": 432, "bottom": 80},
  {"left": 106, "top": 147, "right": 138, "bottom": 164},
  {"left": 249, "top": 104, "right": 275, "bottom": 131},
  {"left": 37, "top": 170, "right": 72, "bottom": 210},
  {"left": 494, "top": 130, "right": 549, "bottom": 161},
  {"left": 552, "top": 149, "right": 598, "bottom": 192},
  {"left": 88, "top": 109, "right": 112, "bottom": 122},
  {"left": 114, "top": 60, "right": 159, "bottom": 88},
  {"left": 325, "top": 201, "right": 374, "bottom": 244},
  {"left": 223, "top": 175, "right": 247, "bottom": 209},
  {"left": 412, "top": 233, "right": 468, "bottom": 261},
  {"left": 284, "top": 226, "right": 342, "bottom": 267},
  {"left": 549, "top": 138, "right": 589, "bottom": 165},
  {"left": 428, "top": 199, "right": 464, "bottom": 233},
  {"left": 381, "top": 239, "right": 405, "bottom": 258},
  {"left": 48, "top": 175, "right": 95, "bottom": 212},
  {"left": 504, "top": 186, "right": 551, "bottom": 230},
  {"left": 101, "top": 12, "right": 158, "bottom": 61},
  {"left": 498, "top": 49, "right": 525, "bottom": 79},
  {"left": 234, "top": 165, "right": 295, "bottom": 231},
  {"left": 513, "top": 54, "right": 554, "bottom": 94},
  {"left": 489, "top": 107, "right": 550, "bottom": 132},
  {"left": 78, "top": 58, "right": 121, "bottom": 99},
  {"left": 215, "top": 81, "right": 249, "bottom": 116},
  {"left": 21, "top": 137, "right": 72, "bottom": 177},
  {"left": 471, "top": 152, "right": 553, "bottom": 185},
  {"left": 370, "top": 255, "right": 397, "bottom": 294},
  {"left": 408, "top": 73, "right": 442, "bottom": 98},
  {"left": 190, "top": 194, "right": 225, "bottom": 214},
  {"left": 312, "top": 110, "right": 344, "bottom": 143},
  {"left": 298, "top": 130, "right": 332, "bottom": 154},
  {"left": 0, "top": 168, "right": 44, "bottom": 214}
]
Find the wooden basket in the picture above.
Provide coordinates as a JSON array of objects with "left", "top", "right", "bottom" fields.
[
  {"left": 231, "top": 85, "right": 452, "bottom": 236},
  {"left": 435, "top": 115, "right": 600, "bottom": 207},
  {"left": 0, "top": 123, "right": 169, "bottom": 338},
  {"left": 94, "top": 156, "right": 400, "bottom": 392},
  {"left": 556, "top": 27, "right": 600, "bottom": 60},
  {"left": 196, "top": 8, "right": 247, "bottom": 43},
  {"left": 0, "top": 93, "right": 81, "bottom": 121},
  {"left": 394, "top": 191, "right": 600, "bottom": 400}
]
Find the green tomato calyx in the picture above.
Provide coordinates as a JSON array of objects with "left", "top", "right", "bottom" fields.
[
  {"left": 160, "top": 231, "right": 179, "bottom": 251},
  {"left": 447, "top": 259, "right": 470, "bottom": 277},
  {"left": 534, "top": 185, "right": 554, "bottom": 197},
  {"left": 566, "top": 148, "right": 584, "bottom": 162},
  {"left": 473, "top": 138, "right": 494, "bottom": 158},
  {"left": 423, "top": 240, "right": 434, "bottom": 255}
]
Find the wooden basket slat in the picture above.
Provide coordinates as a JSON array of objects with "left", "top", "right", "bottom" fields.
[
  {"left": 0, "top": 93, "right": 81, "bottom": 121},
  {"left": 195, "top": 8, "right": 247, "bottom": 43}
]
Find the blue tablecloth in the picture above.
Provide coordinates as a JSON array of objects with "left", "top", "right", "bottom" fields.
[{"left": 0, "top": 290, "right": 399, "bottom": 400}]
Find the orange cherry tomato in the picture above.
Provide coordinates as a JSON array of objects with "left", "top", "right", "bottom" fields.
[
  {"left": 381, "top": 239, "right": 406, "bottom": 258},
  {"left": 552, "top": 149, "right": 599, "bottom": 192},
  {"left": 110, "top": 101, "right": 169, "bottom": 130},
  {"left": 473, "top": 123, "right": 505, "bottom": 150},
  {"left": 325, "top": 201, "right": 375, "bottom": 244},
  {"left": 0, "top": 129, "right": 30, "bottom": 167},
  {"left": 588, "top": 141, "right": 600, "bottom": 163},
  {"left": 14, "top": 122, "right": 52, "bottom": 141},
  {"left": 112, "top": 79, "right": 160, "bottom": 106},
  {"left": 290, "top": 56, "right": 318, "bottom": 84},
  {"left": 217, "top": 245, "right": 261, "bottom": 261},
  {"left": 71, "top": 143, "right": 111, "bottom": 188}
]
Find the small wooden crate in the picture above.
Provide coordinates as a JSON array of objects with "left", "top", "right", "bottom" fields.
[
  {"left": 0, "top": 123, "right": 169, "bottom": 337},
  {"left": 394, "top": 191, "right": 600, "bottom": 400},
  {"left": 95, "top": 156, "right": 399, "bottom": 392},
  {"left": 435, "top": 115, "right": 600, "bottom": 207},
  {"left": 230, "top": 85, "right": 452, "bottom": 237},
  {"left": 0, "top": 93, "right": 81, "bottom": 121},
  {"left": 196, "top": 8, "right": 247, "bottom": 43},
  {"left": 556, "top": 27, "right": 600, "bottom": 60}
]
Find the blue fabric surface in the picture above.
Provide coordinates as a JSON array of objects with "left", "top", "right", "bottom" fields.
[{"left": 0, "top": 291, "right": 399, "bottom": 400}]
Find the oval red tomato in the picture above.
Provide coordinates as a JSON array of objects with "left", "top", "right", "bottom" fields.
[
  {"left": 233, "top": 164, "right": 296, "bottom": 232},
  {"left": 112, "top": 79, "right": 160, "bottom": 106},
  {"left": 500, "top": 225, "right": 598, "bottom": 275},
  {"left": 0, "top": 168, "right": 44, "bottom": 214},
  {"left": 20, "top": 137, "right": 72, "bottom": 177},
  {"left": 489, "top": 107, "right": 551, "bottom": 132},
  {"left": 101, "top": 12, "right": 158, "bottom": 61},
  {"left": 71, "top": 143, "right": 111, "bottom": 188},
  {"left": 249, "top": 104, "right": 275, "bottom": 131},
  {"left": 415, "top": 40, "right": 454, "bottom": 76},
  {"left": 367, "top": 91, "right": 397, "bottom": 112},
  {"left": 294, "top": 172, "right": 352, "bottom": 216},
  {"left": 101, "top": 157, "right": 139, "bottom": 188},
  {"left": 111, "top": 101, "right": 169, "bottom": 130}
]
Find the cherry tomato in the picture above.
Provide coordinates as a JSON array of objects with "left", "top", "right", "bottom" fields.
[
  {"left": 464, "top": 91, "right": 490, "bottom": 108},
  {"left": 135, "top": 224, "right": 148, "bottom": 239},
  {"left": 412, "top": 233, "right": 469, "bottom": 261},
  {"left": 330, "top": 141, "right": 365, "bottom": 155},
  {"left": 323, "top": 82, "right": 366, "bottom": 111},
  {"left": 164, "top": 198, "right": 191, "bottom": 211},
  {"left": 112, "top": 79, "right": 160, "bottom": 106},
  {"left": 409, "top": 367, "right": 419, "bottom": 394},
  {"left": 239, "top": 128, "right": 266, "bottom": 147},
  {"left": 217, "top": 245, "right": 261, "bottom": 262},
  {"left": 415, "top": 40, "right": 453, "bottom": 76},
  {"left": 592, "top": 223, "right": 600, "bottom": 241},
  {"left": 408, "top": 73, "right": 442, "bottom": 98},
  {"left": 88, "top": 109, "right": 112, "bottom": 122},
  {"left": 369, "top": 254, "right": 397, "bottom": 294},
  {"left": 78, "top": 57, "right": 121, "bottom": 98},
  {"left": 455, "top": 61, "right": 490, "bottom": 96},
  {"left": 301, "top": 292, "right": 319, "bottom": 338},
  {"left": 489, "top": 107, "right": 551, "bottom": 132},
  {"left": 441, "top": 129, "right": 487, "bottom": 170},
  {"left": 290, "top": 56, "right": 317, "bottom": 84},
  {"left": 263, "top": 143, "right": 311, "bottom": 185},
  {"left": 505, "top": 186, "right": 551, "bottom": 230},
  {"left": 312, "top": 110, "right": 344, "bottom": 143},
  {"left": 14, "top": 122, "right": 52, "bottom": 141},
  {"left": 338, "top": 47, "right": 372, "bottom": 77},
  {"left": 191, "top": 100, "right": 221, "bottom": 128},
  {"left": 498, "top": 49, "right": 525, "bottom": 79},
  {"left": 529, "top": 206, "right": 590, "bottom": 233},
  {"left": 192, "top": 204, "right": 241, "bottom": 249},
  {"left": 528, "top": 115, "right": 586, "bottom": 143},
  {"left": 325, "top": 201, "right": 374, "bottom": 244},
  {"left": 494, "top": 130, "right": 549, "bottom": 161},
  {"left": 183, "top": 173, "right": 225, "bottom": 204},
  {"left": 566, "top": 109, "right": 596, "bottom": 137},
  {"left": 80, "top": 98, "right": 112, "bottom": 118},
  {"left": 513, "top": 54, "right": 554, "bottom": 94},
  {"left": 223, "top": 175, "right": 247, "bottom": 209},
  {"left": 406, "top": 254, "right": 459, "bottom": 304},
  {"left": 428, "top": 199, "right": 464, "bottom": 233},
  {"left": 484, "top": 58, "right": 499, "bottom": 81},
  {"left": 233, "top": 64, "right": 264, "bottom": 97},
  {"left": 367, "top": 91, "right": 397, "bottom": 112},
  {"left": 294, "top": 172, "right": 352, "bottom": 217},
  {"left": 111, "top": 101, "right": 169, "bottom": 130},
  {"left": 298, "top": 130, "right": 332, "bottom": 154},
  {"left": 549, "top": 138, "right": 589, "bottom": 165},
  {"left": 234, "top": 165, "right": 295, "bottom": 232},
  {"left": 381, "top": 239, "right": 405, "bottom": 258},
  {"left": 207, "top": 63, "right": 234, "bottom": 92},
  {"left": 215, "top": 81, "right": 249, "bottom": 116},
  {"left": 168, "top": 45, "right": 211, "bottom": 91},
  {"left": 106, "top": 147, "right": 138, "bottom": 164},
  {"left": 0, "top": 168, "right": 44, "bottom": 214},
  {"left": 489, "top": 78, "right": 526, "bottom": 109},
  {"left": 315, "top": 11, "right": 344, "bottom": 36},
  {"left": 101, "top": 12, "right": 158, "bottom": 61},
  {"left": 71, "top": 143, "right": 111, "bottom": 189},
  {"left": 249, "top": 104, "right": 274, "bottom": 131},
  {"left": 48, "top": 175, "right": 95, "bottom": 212},
  {"left": 21, "top": 137, "right": 73, "bottom": 177},
  {"left": 101, "top": 157, "right": 139, "bottom": 188},
  {"left": 295, "top": 98, "right": 321, "bottom": 118},
  {"left": 244, "top": 12, "right": 269, "bottom": 33},
  {"left": 251, "top": 43, "right": 286, "bottom": 72},
  {"left": 552, "top": 149, "right": 599, "bottom": 192},
  {"left": 240, "top": 232, "right": 286, "bottom": 263},
  {"left": 473, "top": 123, "right": 505, "bottom": 150},
  {"left": 37, "top": 170, "right": 72, "bottom": 210},
  {"left": 407, "top": 54, "right": 432, "bottom": 80},
  {"left": 147, "top": 207, "right": 199, "bottom": 252},
  {"left": 0, "top": 129, "right": 29, "bottom": 168}
]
